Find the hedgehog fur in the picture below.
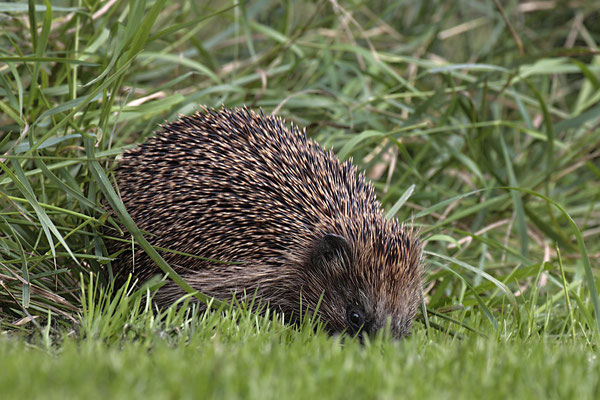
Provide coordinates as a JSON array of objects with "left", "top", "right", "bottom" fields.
[{"left": 107, "top": 106, "right": 422, "bottom": 338}]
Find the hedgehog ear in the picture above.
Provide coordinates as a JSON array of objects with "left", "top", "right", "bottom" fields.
[{"left": 311, "top": 233, "right": 352, "bottom": 270}]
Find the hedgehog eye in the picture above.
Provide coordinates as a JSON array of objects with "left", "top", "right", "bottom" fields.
[{"left": 346, "top": 306, "right": 365, "bottom": 333}]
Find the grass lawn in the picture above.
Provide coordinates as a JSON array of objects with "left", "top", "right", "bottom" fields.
[
  {"left": 1, "top": 0, "right": 599, "bottom": 398},
  {"left": 2, "top": 300, "right": 600, "bottom": 400},
  {"left": 1, "top": 315, "right": 599, "bottom": 399}
]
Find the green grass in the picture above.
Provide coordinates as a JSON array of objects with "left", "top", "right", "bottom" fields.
[
  {"left": 1, "top": 334, "right": 600, "bottom": 399},
  {"left": 2, "top": 300, "right": 600, "bottom": 399},
  {"left": 1, "top": 0, "right": 600, "bottom": 397}
]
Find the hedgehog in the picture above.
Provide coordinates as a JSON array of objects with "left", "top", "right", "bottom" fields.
[{"left": 107, "top": 106, "right": 422, "bottom": 339}]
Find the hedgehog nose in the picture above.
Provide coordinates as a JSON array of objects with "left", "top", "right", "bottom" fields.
[{"left": 370, "top": 318, "right": 407, "bottom": 340}]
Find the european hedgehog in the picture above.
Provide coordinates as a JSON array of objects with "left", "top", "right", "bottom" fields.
[{"left": 108, "top": 106, "right": 422, "bottom": 338}]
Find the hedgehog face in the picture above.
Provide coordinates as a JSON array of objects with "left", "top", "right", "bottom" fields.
[{"left": 307, "top": 232, "right": 422, "bottom": 340}]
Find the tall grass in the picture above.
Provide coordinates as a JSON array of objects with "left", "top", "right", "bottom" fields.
[{"left": 0, "top": 0, "right": 599, "bottom": 345}]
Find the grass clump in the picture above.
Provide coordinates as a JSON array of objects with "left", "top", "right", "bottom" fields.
[{"left": 0, "top": 0, "right": 600, "bottom": 397}]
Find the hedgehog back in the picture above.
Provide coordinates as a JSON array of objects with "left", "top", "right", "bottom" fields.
[{"left": 112, "top": 107, "right": 382, "bottom": 279}]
